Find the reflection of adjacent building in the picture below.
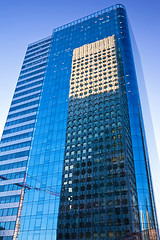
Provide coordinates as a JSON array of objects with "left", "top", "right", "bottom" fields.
[
  {"left": 140, "top": 205, "right": 158, "bottom": 240},
  {"left": 57, "top": 36, "right": 141, "bottom": 239},
  {"left": 0, "top": 4, "right": 159, "bottom": 240}
]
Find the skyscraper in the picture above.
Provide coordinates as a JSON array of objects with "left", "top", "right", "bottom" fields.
[{"left": 0, "top": 4, "right": 158, "bottom": 240}]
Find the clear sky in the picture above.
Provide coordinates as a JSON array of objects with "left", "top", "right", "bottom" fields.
[{"left": 1, "top": 0, "right": 160, "bottom": 228}]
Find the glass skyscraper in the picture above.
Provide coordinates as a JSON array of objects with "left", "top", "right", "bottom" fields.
[{"left": 0, "top": 4, "right": 159, "bottom": 240}]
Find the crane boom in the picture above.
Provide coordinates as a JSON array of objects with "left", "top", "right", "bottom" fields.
[{"left": 0, "top": 173, "right": 60, "bottom": 239}]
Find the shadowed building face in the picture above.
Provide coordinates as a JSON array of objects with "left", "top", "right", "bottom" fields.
[{"left": 57, "top": 35, "right": 141, "bottom": 239}]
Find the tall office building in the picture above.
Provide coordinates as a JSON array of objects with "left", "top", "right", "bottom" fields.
[{"left": 0, "top": 4, "right": 159, "bottom": 240}]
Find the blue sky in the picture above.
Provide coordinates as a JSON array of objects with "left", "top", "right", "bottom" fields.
[{"left": 1, "top": 0, "right": 160, "bottom": 227}]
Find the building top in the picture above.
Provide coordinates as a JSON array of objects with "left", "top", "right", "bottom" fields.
[
  {"left": 53, "top": 4, "right": 125, "bottom": 33},
  {"left": 28, "top": 36, "right": 52, "bottom": 48},
  {"left": 28, "top": 4, "right": 125, "bottom": 48}
]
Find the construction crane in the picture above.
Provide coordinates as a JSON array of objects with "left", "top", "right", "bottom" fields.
[
  {"left": 0, "top": 174, "right": 60, "bottom": 197},
  {"left": 0, "top": 173, "right": 60, "bottom": 239}
]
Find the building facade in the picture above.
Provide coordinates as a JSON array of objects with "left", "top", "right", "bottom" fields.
[{"left": 0, "top": 4, "right": 158, "bottom": 240}]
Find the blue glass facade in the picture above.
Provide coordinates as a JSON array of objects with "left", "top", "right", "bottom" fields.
[
  {"left": 0, "top": 36, "right": 51, "bottom": 240},
  {"left": 0, "top": 4, "right": 158, "bottom": 240}
]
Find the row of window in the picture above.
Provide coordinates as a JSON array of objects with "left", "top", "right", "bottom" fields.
[
  {"left": 73, "top": 47, "right": 115, "bottom": 59},
  {"left": 65, "top": 139, "right": 123, "bottom": 152},
  {"left": 63, "top": 177, "right": 126, "bottom": 190},
  {"left": 67, "top": 121, "right": 122, "bottom": 130},
  {"left": 68, "top": 112, "right": 122, "bottom": 122},
  {"left": 24, "top": 47, "right": 50, "bottom": 60},
  {"left": 72, "top": 118, "right": 121, "bottom": 126},
  {"left": 64, "top": 162, "right": 125, "bottom": 172},
  {"left": 66, "top": 130, "right": 122, "bottom": 142},
  {"left": 17, "top": 74, "right": 44, "bottom": 86},
  {"left": 71, "top": 77, "right": 118, "bottom": 87},
  {"left": 10, "top": 100, "right": 39, "bottom": 113},
  {"left": 64, "top": 168, "right": 126, "bottom": 179},
  {"left": 71, "top": 71, "right": 118, "bottom": 80},
  {"left": 65, "top": 140, "right": 122, "bottom": 153},
  {"left": 13, "top": 86, "right": 42, "bottom": 99},
  {"left": 73, "top": 49, "right": 115, "bottom": 62},
  {"left": 20, "top": 63, "right": 46, "bottom": 76},
  {"left": 12, "top": 93, "right": 40, "bottom": 105},
  {"left": 0, "top": 236, "right": 12, "bottom": 240},
  {"left": 5, "top": 115, "right": 36, "bottom": 127},
  {"left": 65, "top": 143, "right": 123, "bottom": 153},
  {"left": 0, "top": 221, "right": 15, "bottom": 231},
  {"left": 65, "top": 136, "right": 122, "bottom": 149},
  {"left": 15, "top": 80, "right": 43, "bottom": 93},
  {"left": 57, "top": 230, "right": 125, "bottom": 239},
  {"left": 72, "top": 61, "right": 117, "bottom": 71},
  {"left": 0, "top": 182, "right": 23, "bottom": 192},
  {"left": 68, "top": 101, "right": 121, "bottom": 113},
  {"left": 66, "top": 124, "right": 122, "bottom": 135},
  {"left": 70, "top": 84, "right": 118, "bottom": 97},
  {"left": 71, "top": 77, "right": 118, "bottom": 86},
  {"left": 0, "top": 141, "right": 31, "bottom": 152},
  {"left": 0, "top": 161, "right": 27, "bottom": 171},
  {"left": 0, "top": 207, "right": 18, "bottom": 217},
  {"left": 1, "top": 131, "right": 33, "bottom": 143},
  {"left": 23, "top": 52, "right": 49, "bottom": 65},
  {"left": 66, "top": 133, "right": 122, "bottom": 146},
  {"left": 26, "top": 42, "right": 50, "bottom": 55},
  {"left": 18, "top": 68, "right": 45, "bottom": 80},
  {"left": 72, "top": 58, "right": 116, "bottom": 68},
  {"left": 0, "top": 195, "right": 20, "bottom": 204},
  {"left": 63, "top": 180, "right": 127, "bottom": 192},
  {"left": 69, "top": 95, "right": 120, "bottom": 107},
  {"left": 71, "top": 80, "right": 118, "bottom": 89},
  {"left": 22, "top": 57, "right": 48, "bottom": 70},
  {"left": 0, "top": 150, "right": 29, "bottom": 161},
  {"left": 3, "top": 123, "right": 35, "bottom": 135},
  {"left": 59, "top": 215, "right": 129, "bottom": 224},
  {"left": 61, "top": 192, "right": 129, "bottom": 204},
  {"left": 72, "top": 64, "right": 117, "bottom": 75},
  {"left": 65, "top": 154, "right": 124, "bottom": 164},
  {"left": 7, "top": 107, "right": 38, "bottom": 120},
  {"left": 67, "top": 119, "right": 122, "bottom": 129},
  {"left": 62, "top": 167, "right": 127, "bottom": 180},
  {"left": 57, "top": 230, "right": 128, "bottom": 240},
  {"left": 0, "top": 171, "right": 25, "bottom": 180},
  {"left": 27, "top": 38, "right": 51, "bottom": 51}
]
